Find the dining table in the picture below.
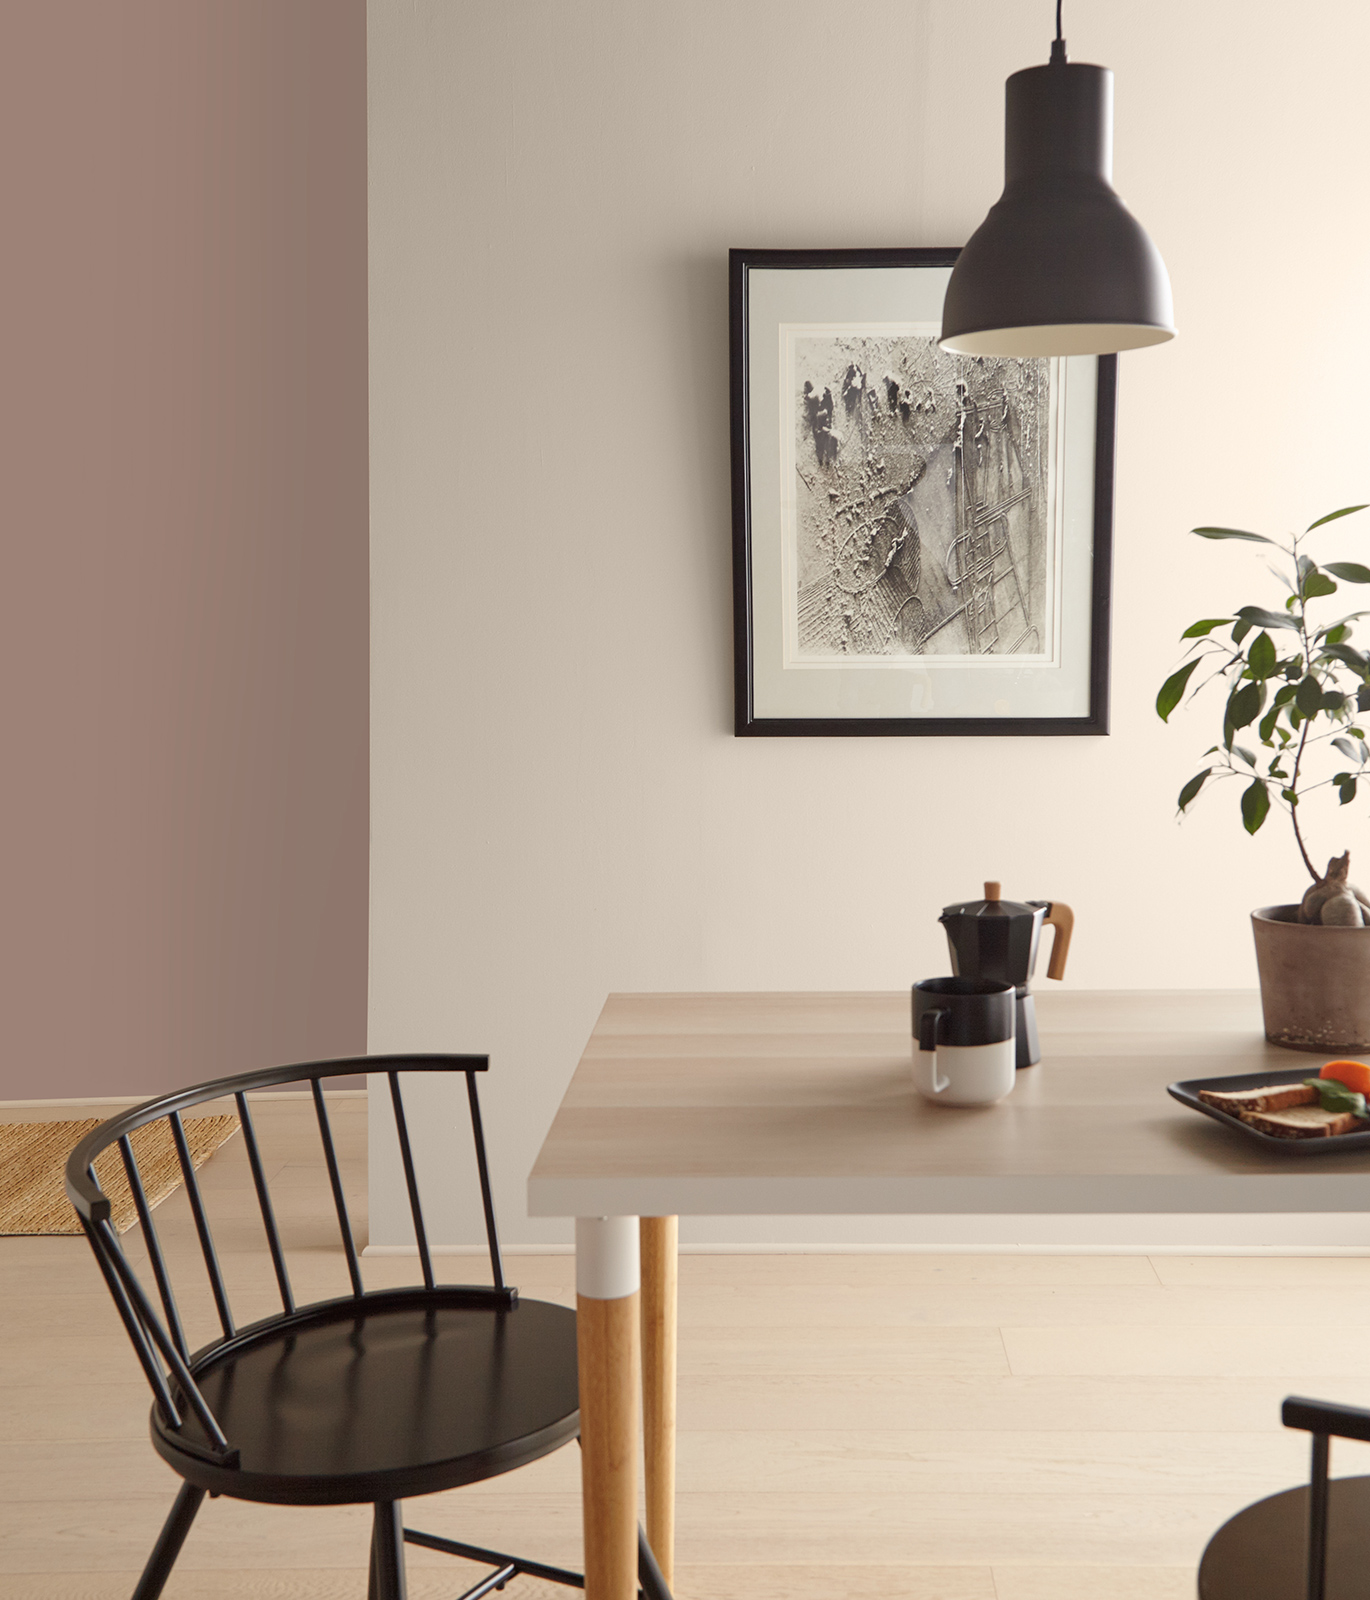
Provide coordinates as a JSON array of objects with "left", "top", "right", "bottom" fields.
[{"left": 526, "top": 987, "right": 1370, "bottom": 1600}]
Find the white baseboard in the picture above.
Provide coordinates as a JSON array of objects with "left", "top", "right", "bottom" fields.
[{"left": 364, "top": 1235, "right": 1370, "bottom": 1259}]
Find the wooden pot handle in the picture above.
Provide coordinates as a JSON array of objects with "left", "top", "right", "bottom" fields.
[{"left": 1042, "top": 902, "right": 1074, "bottom": 981}]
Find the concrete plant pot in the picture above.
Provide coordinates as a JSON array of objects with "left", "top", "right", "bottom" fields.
[{"left": 1251, "top": 904, "right": 1370, "bottom": 1053}]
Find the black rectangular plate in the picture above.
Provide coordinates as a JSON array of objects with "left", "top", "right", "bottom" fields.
[{"left": 1168, "top": 1068, "right": 1370, "bottom": 1156}]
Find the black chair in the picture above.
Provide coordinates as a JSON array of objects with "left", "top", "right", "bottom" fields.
[
  {"left": 64, "top": 1053, "right": 672, "bottom": 1600},
  {"left": 1199, "top": 1395, "right": 1370, "bottom": 1599}
]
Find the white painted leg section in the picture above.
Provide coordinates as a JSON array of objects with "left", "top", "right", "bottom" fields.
[
  {"left": 576, "top": 1216, "right": 640, "bottom": 1600},
  {"left": 576, "top": 1215, "right": 640, "bottom": 1300}
]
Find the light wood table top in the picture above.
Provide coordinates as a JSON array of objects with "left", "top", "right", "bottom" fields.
[{"left": 528, "top": 989, "right": 1370, "bottom": 1218}]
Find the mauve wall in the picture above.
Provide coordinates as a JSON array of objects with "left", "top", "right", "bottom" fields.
[{"left": 0, "top": 2, "right": 369, "bottom": 1099}]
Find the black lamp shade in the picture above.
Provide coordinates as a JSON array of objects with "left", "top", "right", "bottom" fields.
[{"left": 940, "top": 62, "right": 1174, "bottom": 357}]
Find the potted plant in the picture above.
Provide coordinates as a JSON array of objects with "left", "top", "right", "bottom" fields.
[{"left": 1158, "top": 503, "right": 1370, "bottom": 1050}]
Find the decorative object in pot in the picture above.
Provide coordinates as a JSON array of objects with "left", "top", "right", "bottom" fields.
[
  {"left": 939, "top": 883, "right": 1073, "bottom": 1068},
  {"left": 1157, "top": 504, "right": 1370, "bottom": 1050}
]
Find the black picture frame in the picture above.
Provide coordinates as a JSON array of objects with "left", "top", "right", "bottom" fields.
[{"left": 729, "top": 247, "right": 1116, "bottom": 737}]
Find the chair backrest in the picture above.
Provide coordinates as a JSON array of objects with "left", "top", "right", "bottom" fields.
[
  {"left": 1282, "top": 1395, "right": 1370, "bottom": 1600},
  {"left": 64, "top": 1053, "right": 505, "bottom": 1468}
]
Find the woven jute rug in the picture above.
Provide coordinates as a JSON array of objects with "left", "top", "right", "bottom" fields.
[{"left": 0, "top": 1115, "right": 239, "bottom": 1235}]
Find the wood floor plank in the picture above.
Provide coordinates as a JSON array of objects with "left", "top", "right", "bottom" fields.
[
  {"left": 668, "top": 1428, "right": 1317, "bottom": 1496},
  {"left": 666, "top": 1492, "right": 1234, "bottom": 1565},
  {"left": 991, "top": 1566, "right": 1196, "bottom": 1600},
  {"left": 0, "top": 1492, "right": 586, "bottom": 1572},
  {"left": 677, "top": 1324, "right": 1010, "bottom": 1376},
  {"left": 675, "top": 1253, "right": 1164, "bottom": 1288},
  {"left": 1002, "top": 1322, "right": 1370, "bottom": 1377},
  {"left": 1151, "top": 1254, "right": 1370, "bottom": 1287},
  {"left": 0, "top": 1571, "right": 572, "bottom": 1600},
  {"left": 674, "top": 1372, "right": 1370, "bottom": 1433},
  {"left": 672, "top": 1280, "right": 1370, "bottom": 1329},
  {"left": 676, "top": 1565, "right": 997, "bottom": 1599}
]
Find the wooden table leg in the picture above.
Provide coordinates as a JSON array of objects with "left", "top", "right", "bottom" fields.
[
  {"left": 640, "top": 1216, "right": 677, "bottom": 1590},
  {"left": 576, "top": 1217, "right": 640, "bottom": 1600}
]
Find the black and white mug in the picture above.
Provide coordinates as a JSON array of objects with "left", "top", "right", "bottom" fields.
[{"left": 911, "top": 977, "right": 1017, "bottom": 1106}]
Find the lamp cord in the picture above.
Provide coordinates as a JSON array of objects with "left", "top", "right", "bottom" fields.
[{"left": 1050, "top": 0, "right": 1067, "bottom": 62}]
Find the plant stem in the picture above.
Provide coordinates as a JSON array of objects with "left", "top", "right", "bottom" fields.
[
  {"left": 1287, "top": 531, "right": 1321, "bottom": 883},
  {"left": 1287, "top": 712, "right": 1320, "bottom": 881}
]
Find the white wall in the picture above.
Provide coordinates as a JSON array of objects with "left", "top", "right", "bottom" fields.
[{"left": 367, "top": 0, "right": 1370, "bottom": 1248}]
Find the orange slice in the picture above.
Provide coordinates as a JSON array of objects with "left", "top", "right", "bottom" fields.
[{"left": 1319, "top": 1060, "right": 1370, "bottom": 1095}]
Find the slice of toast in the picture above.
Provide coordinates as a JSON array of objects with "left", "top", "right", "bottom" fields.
[
  {"left": 1198, "top": 1083, "right": 1318, "bottom": 1115},
  {"left": 1239, "top": 1103, "right": 1363, "bottom": 1139}
]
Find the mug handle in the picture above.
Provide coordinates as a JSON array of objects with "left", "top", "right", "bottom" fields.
[{"left": 917, "top": 1006, "right": 950, "bottom": 1094}]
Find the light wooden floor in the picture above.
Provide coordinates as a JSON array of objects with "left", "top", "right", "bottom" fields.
[{"left": 5, "top": 1095, "right": 1370, "bottom": 1599}]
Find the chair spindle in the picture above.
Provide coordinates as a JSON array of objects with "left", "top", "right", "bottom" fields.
[
  {"left": 118, "top": 1134, "right": 189, "bottom": 1363},
  {"left": 234, "top": 1092, "right": 294, "bottom": 1314},
  {"left": 311, "top": 1077, "right": 364, "bottom": 1297},
  {"left": 388, "top": 1070, "right": 435, "bottom": 1290},
  {"left": 170, "top": 1110, "right": 235, "bottom": 1339},
  {"left": 1308, "top": 1430, "right": 1330, "bottom": 1600},
  {"left": 465, "top": 1073, "right": 505, "bottom": 1291}
]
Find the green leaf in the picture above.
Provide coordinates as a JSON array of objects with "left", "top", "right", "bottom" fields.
[
  {"left": 1235, "top": 604, "right": 1300, "bottom": 632},
  {"left": 1323, "top": 690, "right": 1349, "bottom": 713},
  {"left": 1321, "top": 611, "right": 1370, "bottom": 635},
  {"left": 1307, "top": 505, "right": 1370, "bottom": 531},
  {"left": 1303, "top": 571, "right": 1339, "bottom": 600},
  {"left": 1258, "top": 701, "right": 1283, "bottom": 743},
  {"left": 1181, "top": 618, "right": 1233, "bottom": 638},
  {"left": 1304, "top": 1077, "right": 1369, "bottom": 1116},
  {"left": 1177, "top": 769, "right": 1213, "bottom": 812},
  {"left": 1281, "top": 786, "right": 1299, "bottom": 803},
  {"left": 1268, "top": 763, "right": 1288, "bottom": 779},
  {"left": 1320, "top": 641, "right": 1370, "bottom": 675},
  {"left": 1324, "top": 624, "right": 1350, "bottom": 645},
  {"left": 1227, "top": 680, "right": 1265, "bottom": 730},
  {"left": 1232, "top": 619, "right": 1253, "bottom": 645},
  {"left": 1193, "top": 526, "right": 1276, "bottom": 543},
  {"left": 1296, "top": 674, "right": 1325, "bottom": 715},
  {"left": 1156, "top": 660, "right": 1200, "bottom": 722},
  {"left": 1247, "top": 631, "right": 1276, "bottom": 678},
  {"left": 1360, "top": 684, "right": 1370, "bottom": 713},
  {"left": 1232, "top": 745, "right": 1257, "bottom": 767},
  {"left": 1326, "top": 562, "right": 1370, "bottom": 584},
  {"left": 1241, "top": 779, "right": 1271, "bottom": 834},
  {"left": 1342, "top": 778, "right": 1360, "bottom": 806},
  {"left": 1333, "top": 736, "right": 1365, "bottom": 764}
]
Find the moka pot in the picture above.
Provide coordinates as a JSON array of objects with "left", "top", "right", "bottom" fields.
[{"left": 938, "top": 882, "right": 1074, "bottom": 1068}]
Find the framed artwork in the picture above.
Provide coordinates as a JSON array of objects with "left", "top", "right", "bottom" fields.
[{"left": 729, "top": 247, "right": 1116, "bottom": 736}]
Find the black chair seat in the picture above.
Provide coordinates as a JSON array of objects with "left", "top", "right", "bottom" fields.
[
  {"left": 1200, "top": 1474, "right": 1370, "bottom": 1599},
  {"left": 154, "top": 1288, "right": 579, "bottom": 1505}
]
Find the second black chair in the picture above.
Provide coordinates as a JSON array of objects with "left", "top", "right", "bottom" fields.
[{"left": 1199, "top": 1394, "right": 1370, "bottom": 1600}]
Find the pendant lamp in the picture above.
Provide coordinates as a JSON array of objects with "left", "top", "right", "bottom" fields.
[{"left": 939, "top": 2, "right": 1174, "bottom": 358}]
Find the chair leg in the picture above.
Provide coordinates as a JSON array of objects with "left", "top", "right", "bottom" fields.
[
  {"left": 371, "top": 1501, "right": 408, "bottom": 1600},
  {"left": 132, "top": 1481, "right": 205, "bottom": 1600}
]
